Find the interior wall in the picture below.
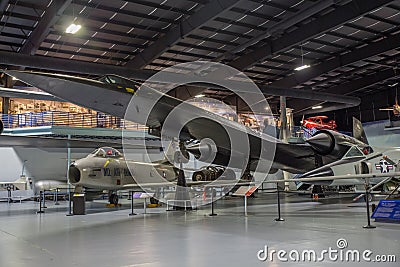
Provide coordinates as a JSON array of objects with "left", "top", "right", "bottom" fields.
[
  {"left": 0, "top": 148, "right": 29, "bottom": 182},
  {"left": 362, "top": 120, "right": 400, "bottom": 148}
]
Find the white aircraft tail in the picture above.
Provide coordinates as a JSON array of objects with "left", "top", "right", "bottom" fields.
[
  {"left": 0, "top": 176, "right": 29, "bottom": 190},
  {"left": 353, "top": 117, "right": 369, "bottom": 145}
]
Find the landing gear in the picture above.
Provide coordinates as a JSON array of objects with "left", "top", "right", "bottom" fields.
[
  {"left": 311, "top": 185, "right": 325, "bottom": 198},
  {"left": 150, "top": 197, "right": 159, "bottom": 205},
  {"left": 192, "top": 171, "right": 206, "bottom": 181},
  {"left": 191, "top": 166, "right": 236, "bottom": 181},
  {"left": 109, "top": 193, "right": 119, "bottom": 205}
]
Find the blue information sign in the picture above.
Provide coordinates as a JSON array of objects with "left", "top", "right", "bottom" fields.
[{"left": 371, "top": 200, "right": 400, "bottom": 222}]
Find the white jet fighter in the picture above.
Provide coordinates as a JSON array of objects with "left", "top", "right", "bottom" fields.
[
  {"left": 68, "top": 147, "right": 179, "bottom": 204},
  {"left": 294, "top": 118, "right": 400, "bottom": 187}
]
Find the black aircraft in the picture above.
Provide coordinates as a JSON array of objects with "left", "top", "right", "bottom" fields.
[{"left": 4, "top": 71, "right": 400, "bottom": 186}]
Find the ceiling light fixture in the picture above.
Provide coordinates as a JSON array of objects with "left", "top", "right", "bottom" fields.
[
  {"left": 294, "top": 64, "right": 310, "bottom": 71},
  {"left": 66, "top": 23, "right": 81, "bottom": 34},
  {"left": 195, "top": 94, "right": 205, "bottom": 98},
  {"left": 295, "top": 44, "right": 310, "bottom": 71},
  {"left": 312, "top": 105, "right": 323, "bottom": 110}
]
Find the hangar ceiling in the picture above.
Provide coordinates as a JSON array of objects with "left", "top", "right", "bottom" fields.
[{"left": 1, "top": 0, "right": 400, "bottom": 118}]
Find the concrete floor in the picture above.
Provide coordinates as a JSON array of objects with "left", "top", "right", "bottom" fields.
[{"left": 0, "top": 192, "right": 399, "bottom": 267}]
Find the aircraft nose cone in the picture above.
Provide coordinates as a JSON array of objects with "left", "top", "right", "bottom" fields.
[
  {"left": 306, "top": 131, "right": 334, "bottom": 155},
  {"left": 68, "top": 164, "right": 81, "bottom": 184}
]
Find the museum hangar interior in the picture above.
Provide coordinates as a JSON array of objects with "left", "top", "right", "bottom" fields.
[{"left": 0, "top": 0, "right": 399, "bottom": 266}]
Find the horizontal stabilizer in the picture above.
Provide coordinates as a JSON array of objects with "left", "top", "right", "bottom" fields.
[{"left": 266, "top": 172, "right": 400, "bottom": 184}]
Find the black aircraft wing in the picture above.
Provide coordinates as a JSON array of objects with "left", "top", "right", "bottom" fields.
[
  {"left": 0, "top": 87, "right": 65, "bottom": 102},
  {"left": 4, "top": 71, "right": 316, "bottom": 173},
  {"left": 0, "top": 134, "right": 162, "bottom": 150}
]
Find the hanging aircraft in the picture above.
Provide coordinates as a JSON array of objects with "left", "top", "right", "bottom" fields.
[
  {"left": 301, "top": 115, "right": 337, "bottom": 130},
  {"left": 0, "top": 71, "right": 341, "bottom": 174},
  {"left": 379, "top": 98, "right": 400, "bottom": 116},
  {"left": 4, "top": 71, "right": 400, "bottom": 194}
]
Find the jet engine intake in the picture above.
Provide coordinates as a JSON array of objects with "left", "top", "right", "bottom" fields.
[
  {"left": 306, "top": 130, "right": 335, "bottom": 155},
  {"left": 185, "top": 138, "right": 217, "bottom": 163},
  {"left": 68, "top": 165, "right": 81, "bottom": 184}
]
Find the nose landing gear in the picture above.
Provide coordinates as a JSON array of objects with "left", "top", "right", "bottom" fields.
[{"left": 108, "top": 193, "right": 119, "bottom": 205}]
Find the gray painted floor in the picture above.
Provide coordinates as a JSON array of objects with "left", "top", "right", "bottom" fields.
[{"left": 0, "top": 193, "right": 399, "bottom": 267}]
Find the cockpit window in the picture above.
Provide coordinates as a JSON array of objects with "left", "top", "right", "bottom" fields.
[
  {"left": 344, "top": 146, "right": 364, "bottom": 158},
  {"left": 362, "top": 146, "right": 374, "bottom": 155},
  {"left": 98, "top": 75, "right": 140, "bottom": 94},
  {"left": 99, "top": 75, "right": 140, "bottom": 87},
  {"left": 100, "top": 75, "right": 127, "bottom": 85},
  {"left": 93, "top": 147, "right": 122, "bottom": 158}
]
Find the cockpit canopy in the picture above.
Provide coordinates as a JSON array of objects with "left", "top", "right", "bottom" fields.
[
  {"left": 90, "top": 147, "right": 123, "bottom": 158},
  {"left": 99, "top": 75, "right": 140, "bottom": 88},
  {"left": 343, "top": 145, "right": 374, "bottom": 158}
]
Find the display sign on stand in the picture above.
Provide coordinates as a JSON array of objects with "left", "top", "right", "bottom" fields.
[
  {"left": 233, "top": 186, "right": 258, "bottom": 216},
  {"left": 129, "top": 192, "right": 154, "bottom": 215},
  {"left": 372, "top": 200, "right": 400, "bottom": 223}
]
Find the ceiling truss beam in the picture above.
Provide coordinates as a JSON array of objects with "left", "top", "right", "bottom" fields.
[
  {"left": 289, "top": 68, "right": 397, "bottom": 114},
  {"left": 125, "top": 0, "right": 240, "bottom": 69},
  {"left": 270, "top": 33, "right": 400, "bottom": 89},
  {"left": 19, "top": 0, "right": 71, "bottom": 55},
  {"left": 229, "top": 0, "right": 396, "bottom": 71}
]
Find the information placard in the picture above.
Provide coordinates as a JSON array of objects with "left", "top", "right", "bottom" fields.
[
  {"left": 233, "top": 186, "right": 258, "bottom": 197},
  {"left": 371, "top": 200, "right": 400, "bottom": 222}
]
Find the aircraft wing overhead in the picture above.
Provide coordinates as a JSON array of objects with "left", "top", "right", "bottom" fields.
[
  {"left": 0, "top": 135, "right": 161, "bottom": 149},
  {"left": 0, "top": 87, "right": 65, "bottom": 102},
  {"left": 4, "top": 71, "right": 130, "bottom": 118}
]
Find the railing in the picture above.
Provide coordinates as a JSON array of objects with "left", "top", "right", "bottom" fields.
[{"left": 1, "top": 111, "right": 147, "bottom": 131}]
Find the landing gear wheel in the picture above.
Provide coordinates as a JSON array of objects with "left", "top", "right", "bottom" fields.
[
  {"left": 206, "top": 166, "right": 218, "bottom": 180},
  {"left": 150, "top": 197, "right": 159, "bottom": 205},
  {"left": 192, "top": 171, "right": 206, "bottom": 181},
  {"left": 109, "top": 194, "right": 119, "bottom": 205}
]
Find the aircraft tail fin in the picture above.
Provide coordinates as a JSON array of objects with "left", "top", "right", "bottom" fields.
[
  {"left": 163, "top": 140, "right": 178, "bottom": 164},
  {"left": 353, "top": 117, "right": 369, "bottom": 145}
]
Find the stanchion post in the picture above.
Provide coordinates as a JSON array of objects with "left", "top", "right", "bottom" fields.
[
  {"left": 7, "top": 187, "right": 11, "bottom": 204},
  {"left": 54, "top": 188, "right": 59, "bottom": 205},
  {"left": 129, "top": 191, "right": 136, "bottom": 216},
  {"left": 363, "top": 179, "right": 376, "bottom": 229},
  {"left": 209, "top": 187, "right": 217, "bottom": 216},
  {"left": 275, "top": 182, "right": 285, "bottom": 222},
  {"left": 43, "top": 190, "right": 47, "bottom": 208},
  {"left": 37, "top": 191, "right": 44, "bottom": 214}
]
